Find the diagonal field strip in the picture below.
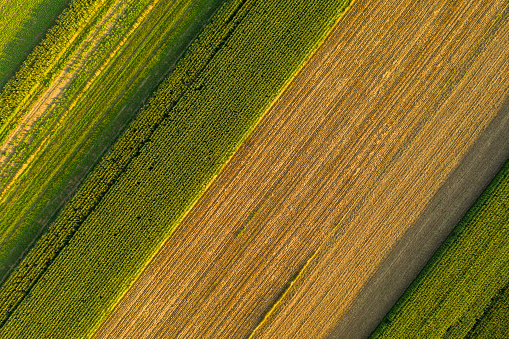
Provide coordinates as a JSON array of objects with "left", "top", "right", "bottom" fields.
[
  {"left": 329, "top": 96, "right": 509, "bottom": 339},
  {"left": 0, "top": 0, "right": 70, "bottom": 89},
  {"left": 251, "top": 1, "right": 509, "bottom": 338},
  {"left": 0, "top": 0, "right": 129, "bottom": 197},
  {"left": 92, "top": 0, "right": 509, "bottom": 338}
]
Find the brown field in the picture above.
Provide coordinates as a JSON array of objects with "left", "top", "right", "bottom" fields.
[
  {"left": 329, "top": 95, "right": 509, "bottom": 339},
  {"left": 93, "top": 0, "right": 509, "bottom": 338}
]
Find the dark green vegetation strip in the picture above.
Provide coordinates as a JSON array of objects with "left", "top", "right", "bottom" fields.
[
  {"left": 0, "top": 0, "right": 223, "bottom": 281},
  {"left": 371, "top": 160, "right": 509, "bottom": 338},
  {"left": 466, "top": 283, "right": 509, "bottom": 338},
  {"left": 0, "top": 0, "right": 349, "bottom": 337},
  {"left": 467, "top": 285, "right": 509, "bottom": 339},
  {"left": 0, "top": 0, "right": 70, "bottom": 88}
]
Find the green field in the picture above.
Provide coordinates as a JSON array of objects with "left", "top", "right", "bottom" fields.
[
  {"left": 0, "top": 0, "right": 224, "bottom": 281},
  {"left": 467, "top": 283, "right": 509, "bottom": 338},
  {"left": 0, "top": 0, "right": 350, "bottom": 337},
  {"left": 371, "top": 160, "right": 509, "bottom": 338},
  {"left": 0, "top": 0, "right": 70, "bottom": 88}
]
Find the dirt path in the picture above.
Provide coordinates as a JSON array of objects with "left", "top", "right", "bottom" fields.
[{"left": 93, "top": 0, "right": 509, "bottom": 338}]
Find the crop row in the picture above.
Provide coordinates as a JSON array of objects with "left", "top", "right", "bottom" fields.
[
  {"left": 0, "top": 0, "right": 223, "bottom": 281},
  {"left": 467, "top": 283, "right": 509, "bottom": 337},
  {"left": 371, "top": 160, "right": 509, "bottom": 338},
  {"left": 0, "top": 0, "right": 350, "bottom": 337}
]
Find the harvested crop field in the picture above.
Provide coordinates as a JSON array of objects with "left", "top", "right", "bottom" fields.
[
  {"left": 331, "top": 98, "right": 509, "bottom": 339},
  {"left": 94, "top": 0, "right": 509, "bottom": 338}
]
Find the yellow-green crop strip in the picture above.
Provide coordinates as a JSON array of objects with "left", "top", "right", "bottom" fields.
[
  {"left": 0, "top": 0, "right": 350, "bottom": 337},
  {"left": 466, "top": 283, "right": 509, "bottom": 338},
  {"left": 0, "top": 0, "right": 224, "bottom": 280},
  {"left": 0, "top": 0, "right": 70, "bottom": 88},
  {"left": 371, "top": 160, "right": 509, "bottom": 338}
]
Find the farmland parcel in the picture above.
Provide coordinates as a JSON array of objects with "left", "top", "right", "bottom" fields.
[
  {"left": 371, "top": 161, "right": 509, "bottom": 338},
  {"left": 0, "top": 0, "right": 224, "bottom": 281},
  {"left": 0, "top": 0, "right": 351, "bottom": 337},
  {"left": 94, "top": 0, "right": 509, "bottom": 338}
]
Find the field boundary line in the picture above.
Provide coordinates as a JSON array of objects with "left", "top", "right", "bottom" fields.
[{"left": 248, "top": 248, "right": 320, "bottom": 338}]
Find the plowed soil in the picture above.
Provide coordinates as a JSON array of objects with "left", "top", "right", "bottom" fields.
[{"left": 94, "top": 0, "right": 509, "bottom": 338}]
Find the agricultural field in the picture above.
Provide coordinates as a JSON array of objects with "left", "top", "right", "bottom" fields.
[
  {"left": 330, "top": 95, "right": 509, "bottom": 338},
  {"left": 0, "top": 0, "right": 508, "bottom": 338},
  {"left": 0, "top": 0, "right": 351, "bottom": 337},
  {"left": 371, "top": 161, "right": 509, "bottom": 338},
  {"left": 93, "top": 0, "right": 509, "bottom": 338},
  {"left": 467, "top": 283, "right": 509, "bottom": 338},
  {"left": 0, "top": 0, "right": 70, "bottom": 88},
  {"left": 0, "top": 0, "right": 224, "bottom": 281}
]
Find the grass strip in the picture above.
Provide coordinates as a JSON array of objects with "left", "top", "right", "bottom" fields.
[
  {"left": 0, "top": 0, "right": 70, "bottom": 88},
  {"left": 0, "top": 0, "right": 113, "bottom": 137}
]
